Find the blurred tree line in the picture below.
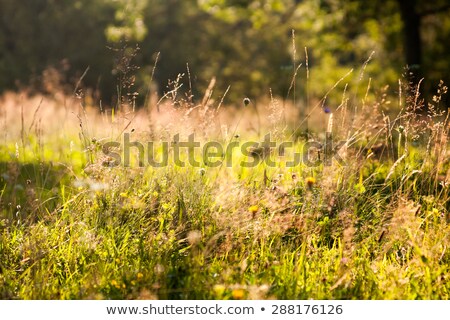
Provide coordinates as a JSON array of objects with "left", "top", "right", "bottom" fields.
[{"left": 0, "top": 0, "right": 449, "bottom": 107}]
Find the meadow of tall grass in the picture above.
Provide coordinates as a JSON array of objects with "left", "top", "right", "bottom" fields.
[{"left": 0, "top": 71, "right": 449, "bottom": 299}]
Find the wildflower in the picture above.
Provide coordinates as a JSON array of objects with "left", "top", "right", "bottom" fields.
[
  {"left": 243, "top": 97, "right": 251, "bottom": 106},
  {"left": 213, "top": 284, "right": 226, "bottom": 297},
  {"left": 248, "top": 205, "right": 258, "bottom": 219},
  {"left": 111, "top": 280, "right": 120, "bottom": 289},
  {"left": 305, "top": 177, "right": 316, "bottom": 189},
  {"left": 152, "top": 191, "right": 159, "bottom": 197},
  {"left": 137, "top": 272, "right": 144, "bottom": 280},
  {"left": 232, "top": 288, "right": 246, "bottom": 299},
  {"left": 248, "top": 205, "right": 258, "bottom": 215},
  {"left": 323, "top": 106, "right": 331, "bottom": 114}
]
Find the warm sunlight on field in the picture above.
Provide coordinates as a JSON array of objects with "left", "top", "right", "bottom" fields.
[
  {"left": 1, "top": 78, "right": 449, "bottom": 299},
  {"left": 1, "top": 0, "right": 450, "bottom": 302}
]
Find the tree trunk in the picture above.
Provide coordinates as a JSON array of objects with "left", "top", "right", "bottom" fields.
[{"left": 396, "top": 0, "right": 422, "bottom": 84}]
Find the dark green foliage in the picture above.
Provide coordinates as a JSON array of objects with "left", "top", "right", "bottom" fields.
[{"left": 1, "top": 0, "right": 449, "bottom": 105}]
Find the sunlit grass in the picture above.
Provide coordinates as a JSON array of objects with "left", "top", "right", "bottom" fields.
[{"left": 0, "top": 87, "right": 449, "bottom": 300}]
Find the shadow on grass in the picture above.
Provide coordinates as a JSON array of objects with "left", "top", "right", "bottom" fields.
[{"left": 0, "top": 161, "right": 73, "bottom": 223}]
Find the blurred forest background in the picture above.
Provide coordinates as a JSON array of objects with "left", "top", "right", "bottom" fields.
[{"left": 0, "top": 0, "right": 449, "bottom": 107}]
